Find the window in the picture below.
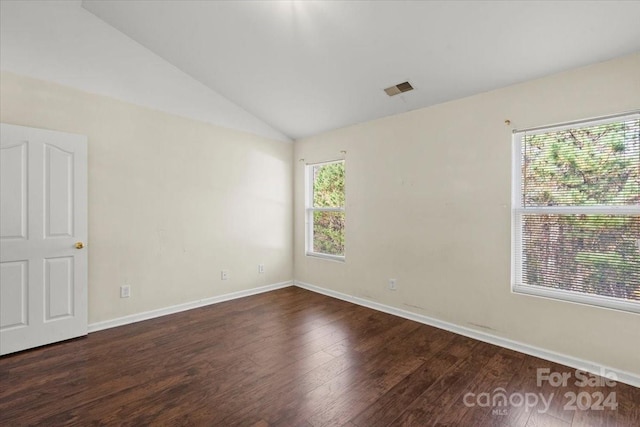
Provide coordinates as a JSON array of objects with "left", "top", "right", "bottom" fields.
[
  {"left": 512, "top": 112, "right": 640, "bottom": 313},
  {"left": 306, "top": 160, "right": 345, "bottom": 260}
]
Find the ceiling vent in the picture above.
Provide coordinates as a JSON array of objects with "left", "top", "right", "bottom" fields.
[{"left": 384, "top": 81, "right": 414, "bottom": 96}]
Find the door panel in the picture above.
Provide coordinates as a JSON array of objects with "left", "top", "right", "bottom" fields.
[
  {"left": 0, "top": 141, "right": 28, "bottom": 240},
  {"left": 45, "top": 144, "right": 74, "bottom": 238},
  {"left": 0, "top": 261, "right": 28, "bottom": 330},
  {"left": 45, "top": 256, "right": 74, "bottom": 321},
  {"left": 0, "top": 124, "right": 87, "bottom": 355}
]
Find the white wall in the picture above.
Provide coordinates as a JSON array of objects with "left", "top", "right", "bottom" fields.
[
  {"left": 0, "top": 71, "right": 293, "bottom": 324},
  {"left": 294, "top": 53, "right": 640, "bottom": 376}
]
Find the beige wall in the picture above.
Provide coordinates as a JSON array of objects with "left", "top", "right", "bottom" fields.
[
  {"left": 1, "top": 71, "right": 293, "bottom": 324},
  {"left": 294, "top": 53, "right": 640, "bottom": 375},
  {"left": 2, "top": 53, "right": 638, "bottom": 375}
]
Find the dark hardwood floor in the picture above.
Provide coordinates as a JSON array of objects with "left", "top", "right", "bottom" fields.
[{"left": 1, "top": 287, "right": 638, "bottom": 426}]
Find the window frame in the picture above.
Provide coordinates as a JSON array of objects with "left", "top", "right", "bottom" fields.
[
  {"left": 305, "top": 159, "right": 346, "bottom": 261},
  {"left": 511, "top": 112, "right": 640, "bottom": 313}
]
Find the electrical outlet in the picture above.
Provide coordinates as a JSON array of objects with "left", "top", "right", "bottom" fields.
[
  {"left": 258, "top": 264, "right": 265, "bottom": 274},
  {"left": 221, "top": 270, "right": 229, "bottom": 280},
  {"left": 388, "top": 279, "right": 397, "bottom": 291},
  {"left": 120, "top": 285, "right": 131, "bottom": 298}
]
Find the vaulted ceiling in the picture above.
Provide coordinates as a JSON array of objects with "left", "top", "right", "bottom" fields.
[{"left": 82, "top": 1, "right": 640, "bottom": 140}]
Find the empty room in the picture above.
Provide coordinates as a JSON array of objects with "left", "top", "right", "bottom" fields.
[{"left": 1, "top": 1, "right": 639, "bottom": 426}]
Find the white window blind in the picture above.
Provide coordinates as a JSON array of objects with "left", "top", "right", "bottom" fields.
[{"left": 512, "top": 112, "right": 640, "bottom": 313}]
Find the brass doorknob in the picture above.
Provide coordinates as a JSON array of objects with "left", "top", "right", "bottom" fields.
[{"left": 75, "top": 242, "right": 84, "bottom": 249}]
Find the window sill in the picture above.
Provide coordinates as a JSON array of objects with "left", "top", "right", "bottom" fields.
[
  {"left": 512, "top": 284, "right": 640, "bottom": 314},
  {"left": 305, "top": 252, "right": 345, "bottom": 263}
]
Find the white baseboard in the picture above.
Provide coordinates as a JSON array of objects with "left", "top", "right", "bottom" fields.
[
  {"left": 88, "top": 281, "right": 293, "bottom": 333},
  {"left": 87, "top": 277, "right": 638, "bottom": 388},
  {"left": 294, "top": 280, "right": 640, "bottom": 389}
]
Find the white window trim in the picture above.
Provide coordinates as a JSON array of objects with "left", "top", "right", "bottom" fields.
[
  {"left": 305, "top": 160, "right": 345, "bottom": 261},
  {"left": 511, "top": 112, "right": 640, "bottom": 314}
]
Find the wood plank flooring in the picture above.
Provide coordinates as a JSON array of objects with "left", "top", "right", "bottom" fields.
[{"left": 1, "top": 287, "right": 638, "bottom": 426}]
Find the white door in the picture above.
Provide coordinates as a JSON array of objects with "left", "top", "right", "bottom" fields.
[{"left": 0, "top": 124, "right": 87, "bottom": 355}]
